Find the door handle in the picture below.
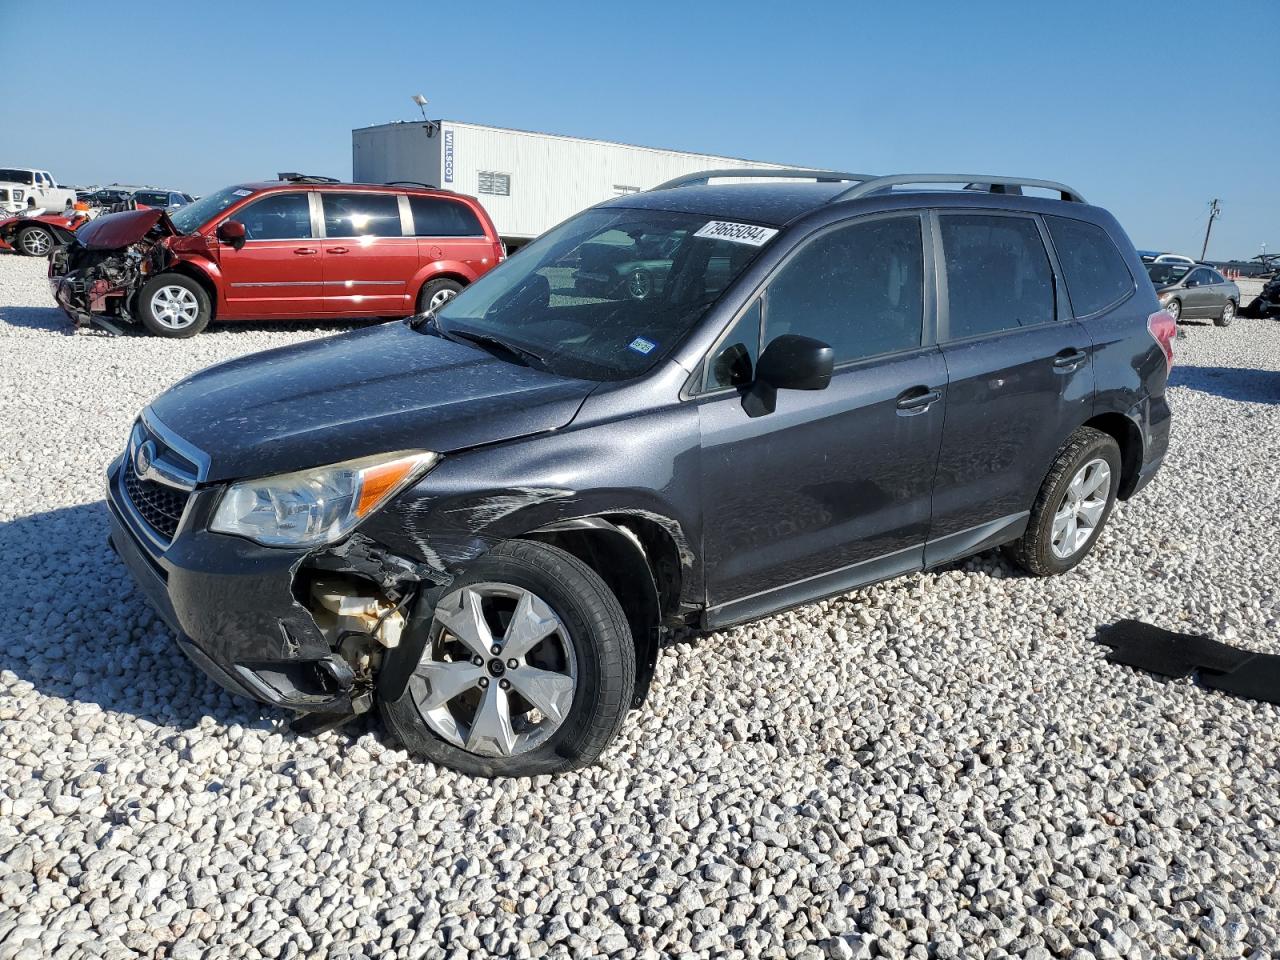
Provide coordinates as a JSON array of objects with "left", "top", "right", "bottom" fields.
[
  {"left": 329, "top": 247, "right": 349, "bottom": 254},
  {"left": 896, "top": 386, "right": 941, "bottom": 414},
  {"left": 1053, "top": 349, "right": 1087, "bottom": 369},
  {"left": 293, "top": 247, "right": 317, "bottom": 255}
]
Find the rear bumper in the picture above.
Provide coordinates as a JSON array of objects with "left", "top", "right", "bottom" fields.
[{"left": 105, "top": 455, "right": 356, "bottom": 714}]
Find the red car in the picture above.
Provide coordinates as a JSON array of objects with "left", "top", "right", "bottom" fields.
[
  {"left": 48, "top": 177, "right": 504, "bottom": 337},
  {"left": 0, "top": 209, "right": 92, "bottom": 256}
]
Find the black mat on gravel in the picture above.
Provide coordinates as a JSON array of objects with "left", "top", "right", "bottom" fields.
[{"left": 1094, "top": 619, "right": 1280, "bottom": 706}]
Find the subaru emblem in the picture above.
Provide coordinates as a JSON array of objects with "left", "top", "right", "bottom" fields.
[{"left": 134, "top": 439, "right": 158, "bottom": 479}]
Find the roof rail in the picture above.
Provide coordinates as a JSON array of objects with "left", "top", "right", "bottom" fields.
[
  {"left": 385, "top": 180, "right": 439, "bottom": 189},
  {"left": 277, "top": 172, "right": 341, "bottom": 184},
  {"left": 833, "top": 174, "right": 1086, "bottom": 204},
  {"left": 650, "top": 168, "right": 878, "bottom": 192}
]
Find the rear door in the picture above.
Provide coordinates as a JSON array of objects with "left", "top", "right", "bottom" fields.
[
  {"left": 407, "top": 195, "right": 495, "bottom": 280},
  {"left": 697, "top": 213, "right": 947, "bottom": 622},
  {"left": 926, "top": 210, "right": 1094, "bottom": 564},
  {"left": 1181, "top": 268, "right": 1214, "bottom": 317},
  {"left": 216, "top": 190, "right": 325, "bottom": 318},
  {"left": 318, "top": 191, "right": 418, "bottom": 315}
]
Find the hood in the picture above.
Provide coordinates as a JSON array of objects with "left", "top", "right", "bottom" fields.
[
  {"left": 149, "top": 322, "right": 597, "bottom": 482},
  {"left": 75, "top": 208, "right": 174, "bottom": 249}
]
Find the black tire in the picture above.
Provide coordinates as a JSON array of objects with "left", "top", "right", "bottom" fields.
[
  {"left": 1215, "top": 299, "right": 1236, "bottom": 327},
  {"left": 16, "top": 225, "right": 53, "bottom": 257},
  {"left": 1164, "top": 297, "right": 1182, "bottom": 322},
  {"left": 625, "top": 268, "right": 654, "bottom": 300},
  {"left": 1005, "top": 426, "right": 1122, "bottom": 577},
  {"left": 136, "top": 274, "right": 211, "bottom": 338},
  {"left": 380, "top": 540, "right": 635, "bottom": 777},
  {"left": 415, "top": 277, "right": 463, "bottom": 314}
]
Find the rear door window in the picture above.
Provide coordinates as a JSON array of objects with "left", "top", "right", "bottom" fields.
[
  {"left": 1045, "top": 215, "right": 1135, "bottom": 316},
  {"left": 409, "top": 196, "right": 484, "bottom": 237},
  {"left": 321, "top": 192, "right": 403, "bottom": 238},
  {"left": 939, "top": 214, "right": 1055, "bottom": 339},
  {"left": 761, "top": 215, "right": 925, "bottom": 364},
  {"left": 230, "top": 193, "right": 313, "bottom": 240}
]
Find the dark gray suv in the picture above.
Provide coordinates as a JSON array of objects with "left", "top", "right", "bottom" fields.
[{"left": 106, "top": 171, "right": 1175, "bottom": 776}]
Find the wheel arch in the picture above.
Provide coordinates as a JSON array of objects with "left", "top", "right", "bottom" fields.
[
  {"left": 1082, "top": 411, "right": 1143, "bottom": 500},
  {"left": 522, "top": 514, "right": 685, "bottom": 708},
  {"left": 156, "top": 262, "right": 220, "bottom": 319},
  {"left": 412, "top": 262, "right": 478, "bottom": 305}
]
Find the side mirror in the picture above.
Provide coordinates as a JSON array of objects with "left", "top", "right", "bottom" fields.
[
  {"left": 756, "top": 334, "right": 834, "bottom": 391},
  {"left": 217, "top": 220, "right": 246, "bottom": 250}
]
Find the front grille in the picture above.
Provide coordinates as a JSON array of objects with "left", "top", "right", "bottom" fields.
[
  {"left": 118, "top": 419, "right": 201, "bottom": 546},
  {"left": 123, "top": 462, "right": 190, "bottom": 542}
]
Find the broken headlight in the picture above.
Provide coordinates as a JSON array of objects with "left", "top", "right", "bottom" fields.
[{"left": 211, "top": 451, "right": 439, "bottom": 547}]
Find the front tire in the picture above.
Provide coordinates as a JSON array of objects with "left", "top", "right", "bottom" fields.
[
  {"left": 137, "top": 274, "right": 210, "bottom": 338},
  {"left": 380, "top": 540, "right": 635, "bottom": 777},
  {"left": 16, "top": 225, "right": 53, "bottom": 257},
  {"left": 1215, "top": 299, "right": 1236, "bottom": 327},
  {"left": 1005, "top": 427, "right": 1121, "bottom": 577}
]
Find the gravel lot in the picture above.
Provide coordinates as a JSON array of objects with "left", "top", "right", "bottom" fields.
[{"left": 2, "top": 250, "right": 1278, "bottom": 960}]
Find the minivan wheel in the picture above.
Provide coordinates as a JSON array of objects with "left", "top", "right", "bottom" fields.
[
  {"left": 416, "top": 277, "right": 463, "bottom": 314},
  {"left": 137, "top": 274, "right": 211, "bottom": 338},
  {"left": 1215, "top": 300, "right": 1236, "bottom": 327},
  {"left": 17, "top": 225, "right": 53, "bottom": 257},
  {"left": 380, "top": 540, "right": 635, "bottom": 777},
  {"left": 1164, "top": 298, "right": 1181, "bottom": 322},
  {"left": 1005, "top": 427, "right": 1121, "bottom": 577}
]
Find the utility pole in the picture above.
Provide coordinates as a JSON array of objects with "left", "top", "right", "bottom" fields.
[{"left": 1200, "top": 198, "right": 1221, "bottom": 261}]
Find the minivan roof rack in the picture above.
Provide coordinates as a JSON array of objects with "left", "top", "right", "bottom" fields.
[
  {"left": 833, "top": 174, "right": 1086, "bottom": 204},
  {"left": 650, "top": 169, "right": 878, "bottom": 191},
  {"left": 277, "top": 172, "right": 341, "bottom": 183},
  {"left": 384, "top": 180, "right": 438, "bottom": 189}
]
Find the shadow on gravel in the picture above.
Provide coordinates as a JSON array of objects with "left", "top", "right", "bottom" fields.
[
  {"left": 0, "top": 304, "right": 75, "bottom": 334},
  {"left": 1170, "top": 365, "right": 1280, "bottom": 404},
  {"left": 0, "top": 500, "right": 357, "bottom": 744}
]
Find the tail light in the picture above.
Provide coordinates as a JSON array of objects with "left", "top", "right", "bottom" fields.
[
  {"left": 1147, "top": 310, "right": 1177, "bottom": 373},
  {"left": 492, "top": 237, "right": 506, "bottom": 263}
]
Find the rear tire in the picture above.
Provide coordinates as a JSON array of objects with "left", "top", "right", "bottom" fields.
[
  {"left": 16, "top": 225, "right": 53, "bottom": 257},
  {"left": 1005, "top": 427, "right": 1121, "bottom": 577},
  {"left": 416, "top": 277, "right": 463, "bottom": 314},
  {"left": 379, "top": 540, "right": 635, "bottom": 777},
  {"left": 1164, "top": 298, "right": 1182, "bottom": 322},
  {"left": 1215, "top": 300, "right": 1236, "bottom": 327},
  {"left": 137, "top": 274, "right": 211, "bottom": 338}
]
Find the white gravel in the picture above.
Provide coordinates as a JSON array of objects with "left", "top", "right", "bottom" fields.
[{"left": 2, "top": 250, "right": 1279, "bottom": 960}]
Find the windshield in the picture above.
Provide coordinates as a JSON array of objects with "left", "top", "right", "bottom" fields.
[
  {"left": 433, "top": 208, "right": 772, "bottom": 380},
  {"left": 168, "top": 184, "right": 255, "bottom": 234},
  {"left": 0, "top": 169, "right": 34, "bottom": 184},
  {"left": 1146, "top": 263, "right": 1190, "bottom": 286}
]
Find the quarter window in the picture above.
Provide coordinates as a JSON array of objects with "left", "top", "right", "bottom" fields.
[
  {"left": 321, "top": 192, "right": 402, "bottom": 238},
  {"left": 940, "top": 214, "right": 1055, "bottom": 339},
  {"left": 228, "top": 193, "right": 312, "bottom": 241},
  {"left": 705, "top": 300, "right": 762, "bottom": 390},
  {"left": 408, "top": 196, "right": 484, "bottom": 237},
  {"left": 1045, "top": 215, "right": 1134, "bottom": 316},
  {"left": 761, "top": 216, "right": 924, "bottom": 364}
]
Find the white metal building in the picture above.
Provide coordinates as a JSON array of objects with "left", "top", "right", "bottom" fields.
[{"left": 351, "top": 119, "right": 793, "bottom": 246}]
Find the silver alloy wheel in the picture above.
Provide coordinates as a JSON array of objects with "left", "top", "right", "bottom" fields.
[
  {"left": 428, "top": 288, "right": 457, "bottom": 311},
  {"left": 411, "top": 582, "right": 578, "bottom": 758},
  {"left": 150, "top": 285, "right": 200, "bottom": 330},
  {"left": 1165, "top": 298, "right": 1181, "bottom": 321},
  {"left": 1050, "top": 457, "right": 1112, "bottom": 560},
  {"left": 1222, "top": 301, "right": 1236, "bottom": 323},
  {"left": 627, "top": 269, "right": 653, "bottom": 300},
  {"left": 19, "top": 227, "right": 51, "bottom": 256}
]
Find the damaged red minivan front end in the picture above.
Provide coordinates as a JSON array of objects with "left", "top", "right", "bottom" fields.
[{"left": 48, "top": 208, "right": 209, "bottom": 331}]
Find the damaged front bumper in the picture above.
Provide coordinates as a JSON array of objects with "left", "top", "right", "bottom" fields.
[{"left": 105, "top": 447, "right": 434, "bottom": 716}]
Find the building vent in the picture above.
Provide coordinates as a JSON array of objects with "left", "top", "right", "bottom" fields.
[{"left": 478, "top": 171, "right": 511, "bottom": 196}]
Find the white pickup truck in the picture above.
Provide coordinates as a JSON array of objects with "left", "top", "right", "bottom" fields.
[{"left": 0, "top": 167, "right": 77, "bottom": 216}]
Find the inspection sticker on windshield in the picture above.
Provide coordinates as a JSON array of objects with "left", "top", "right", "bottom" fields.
[
  {"left": 628, "top": 337, "right": 657, "bottom": 355},
  {"left": 694, "top": 220, "right": 778, "bottom": 246}
]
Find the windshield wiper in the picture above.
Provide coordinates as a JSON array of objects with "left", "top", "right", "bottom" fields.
[{"left": 445, "top": 327, "right": 548, "bottom": 369}]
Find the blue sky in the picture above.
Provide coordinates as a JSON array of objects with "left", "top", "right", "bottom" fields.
[{"left": 3, "top": 0, "right": 1275, "bottom": 259}]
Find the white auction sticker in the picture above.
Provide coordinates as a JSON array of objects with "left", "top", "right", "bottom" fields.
[{"left": 693, "top": 220, "right": 778, "bottom": 246}]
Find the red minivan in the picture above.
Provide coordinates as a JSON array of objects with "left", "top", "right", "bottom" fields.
[{"left": 49, "top": 176, "right": 504, "bottom": 338}]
